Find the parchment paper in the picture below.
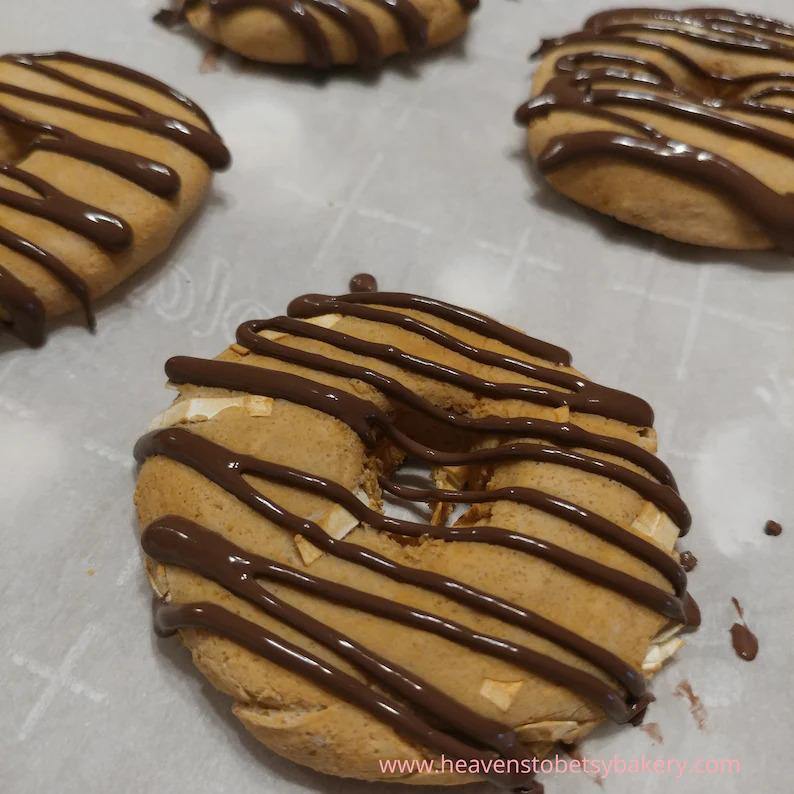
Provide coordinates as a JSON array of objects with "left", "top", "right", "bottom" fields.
[{"left": 1, "top": 1, "right": 791, "bottom": 792}]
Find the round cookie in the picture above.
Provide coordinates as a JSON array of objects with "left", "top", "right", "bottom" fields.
[
  {"left": 134, "top": 276, "right": 698, "bottom": 787},
  {"left": 156, "top": 0, "right": 479, "bottom": 70},
  {"left": 515, "top": 7, "right": 794, "bottom": 251},
  {"left": 0, "top": 52, "right": 230, "bottom": 347}
]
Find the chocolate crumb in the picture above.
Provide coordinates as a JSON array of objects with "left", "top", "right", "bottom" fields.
[
  {"left": 679, "top": 550, "right": 698, "bottom": 572},
  {"left": 349, "top": 273, "right": 378, "bottom": 293},
  {"left": 730, "top": 624, "right": 759, "bottom": 661},
  {"left": 764, "top": 519, "right": 783, "bottom": 536},
  {"left": 730, "top": 597, "right": 759, "bottom": 661}
]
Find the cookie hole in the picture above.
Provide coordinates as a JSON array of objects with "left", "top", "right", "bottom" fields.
[
  {"left": 383, "top": 462, "right": 472, "bottom": 539},
  {"left": 383, "top": 465, "right": 438, "bottom": 524},
  {"left": 378, "top": 408, "right": 488, "bottom": 544}
]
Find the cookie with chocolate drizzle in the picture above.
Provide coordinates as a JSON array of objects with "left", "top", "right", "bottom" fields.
[
  {"left": 135, "top": 276, "right": 698, "bottom": 788},
  {"left": 155, "top": 0, "right": 478, "bottom": 70},
  {"left": 515, "top": 7, "right": 794, "bottom": 251},
  {"left": 0, "top": 52, "right": 229, "bottom": 347}
]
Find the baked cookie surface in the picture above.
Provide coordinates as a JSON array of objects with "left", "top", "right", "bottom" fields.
[
  {"left": 156, "top": 0, "right": 478, "bottom": 70},
  {"left": 0, "top": 52, "right": 230, "bottom": 347},
  {"left": 515, "top": 7, "right": 794, "bottom": 251},
  {"left": 134, "top": 276, "right": 698, "bottom": 789}
]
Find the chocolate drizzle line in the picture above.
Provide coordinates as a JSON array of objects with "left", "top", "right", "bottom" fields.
[
  {"left": 138, "top": 285, "right": 697, "bottom": 779},
  {"left": 0, "top": 52, "right": 229, "bottom": 347},
  {"left": 162, "top": 0, "right": 478, "bottom": 70},
  {"left": 514, "top": 7, "right": 794, "bottom": 251}
]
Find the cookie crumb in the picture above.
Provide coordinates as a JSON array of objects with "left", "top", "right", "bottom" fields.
[
  {"left": 295, "top": 535, "right": 324, "bottom": 566},
  {"left": 479, "top": 678, "right": 523, "bottom": 711}
]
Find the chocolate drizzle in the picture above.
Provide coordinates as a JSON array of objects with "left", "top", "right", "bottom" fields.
[
  {"left": 0, "top": 52, "right": 229, "bottom": 347},
  {"left": 164, "top": 354, "right": 689, "bottom": 528},
  {"left": 147, "top": 519, "right": 538, "bottom": 788},
  {"left": 0, "top": 104, "right": 181, "bottom": 198},
  {"left": 0, "top": 227, "right": 92, "bottom": 343},
  {"left": 143, "top": 514, "right": 648, "bottom": 722},
  {"left": 162, "top": 0, "right": 478, "bottom": 70},
  {"left": 514, "top": 7, "right": 794, "bottom": 251},
  {"left": 380, "top": 478, "right": 688, "bottom": 600},
  {"left": 154, "top": 602, "right": 539, "bottom": 791},
  {"left": 239, "top": 313, "right": 652, "bottom": 425},
  {"left": 289, "top": 292, "right": 572, "bottom": 366},
  {"left": 2, "top": 54, "right": 229, "bottom": 167},
  {"left": 137, "top": 285, "right": 697, "bottom": 783},
  {"left": 0, "top": 164, "right": 132, "bottom": 251}
]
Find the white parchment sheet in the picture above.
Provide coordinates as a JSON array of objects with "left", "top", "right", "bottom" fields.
[{"left": 1, "top": 1, "right": 791, "bottom": 792}]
